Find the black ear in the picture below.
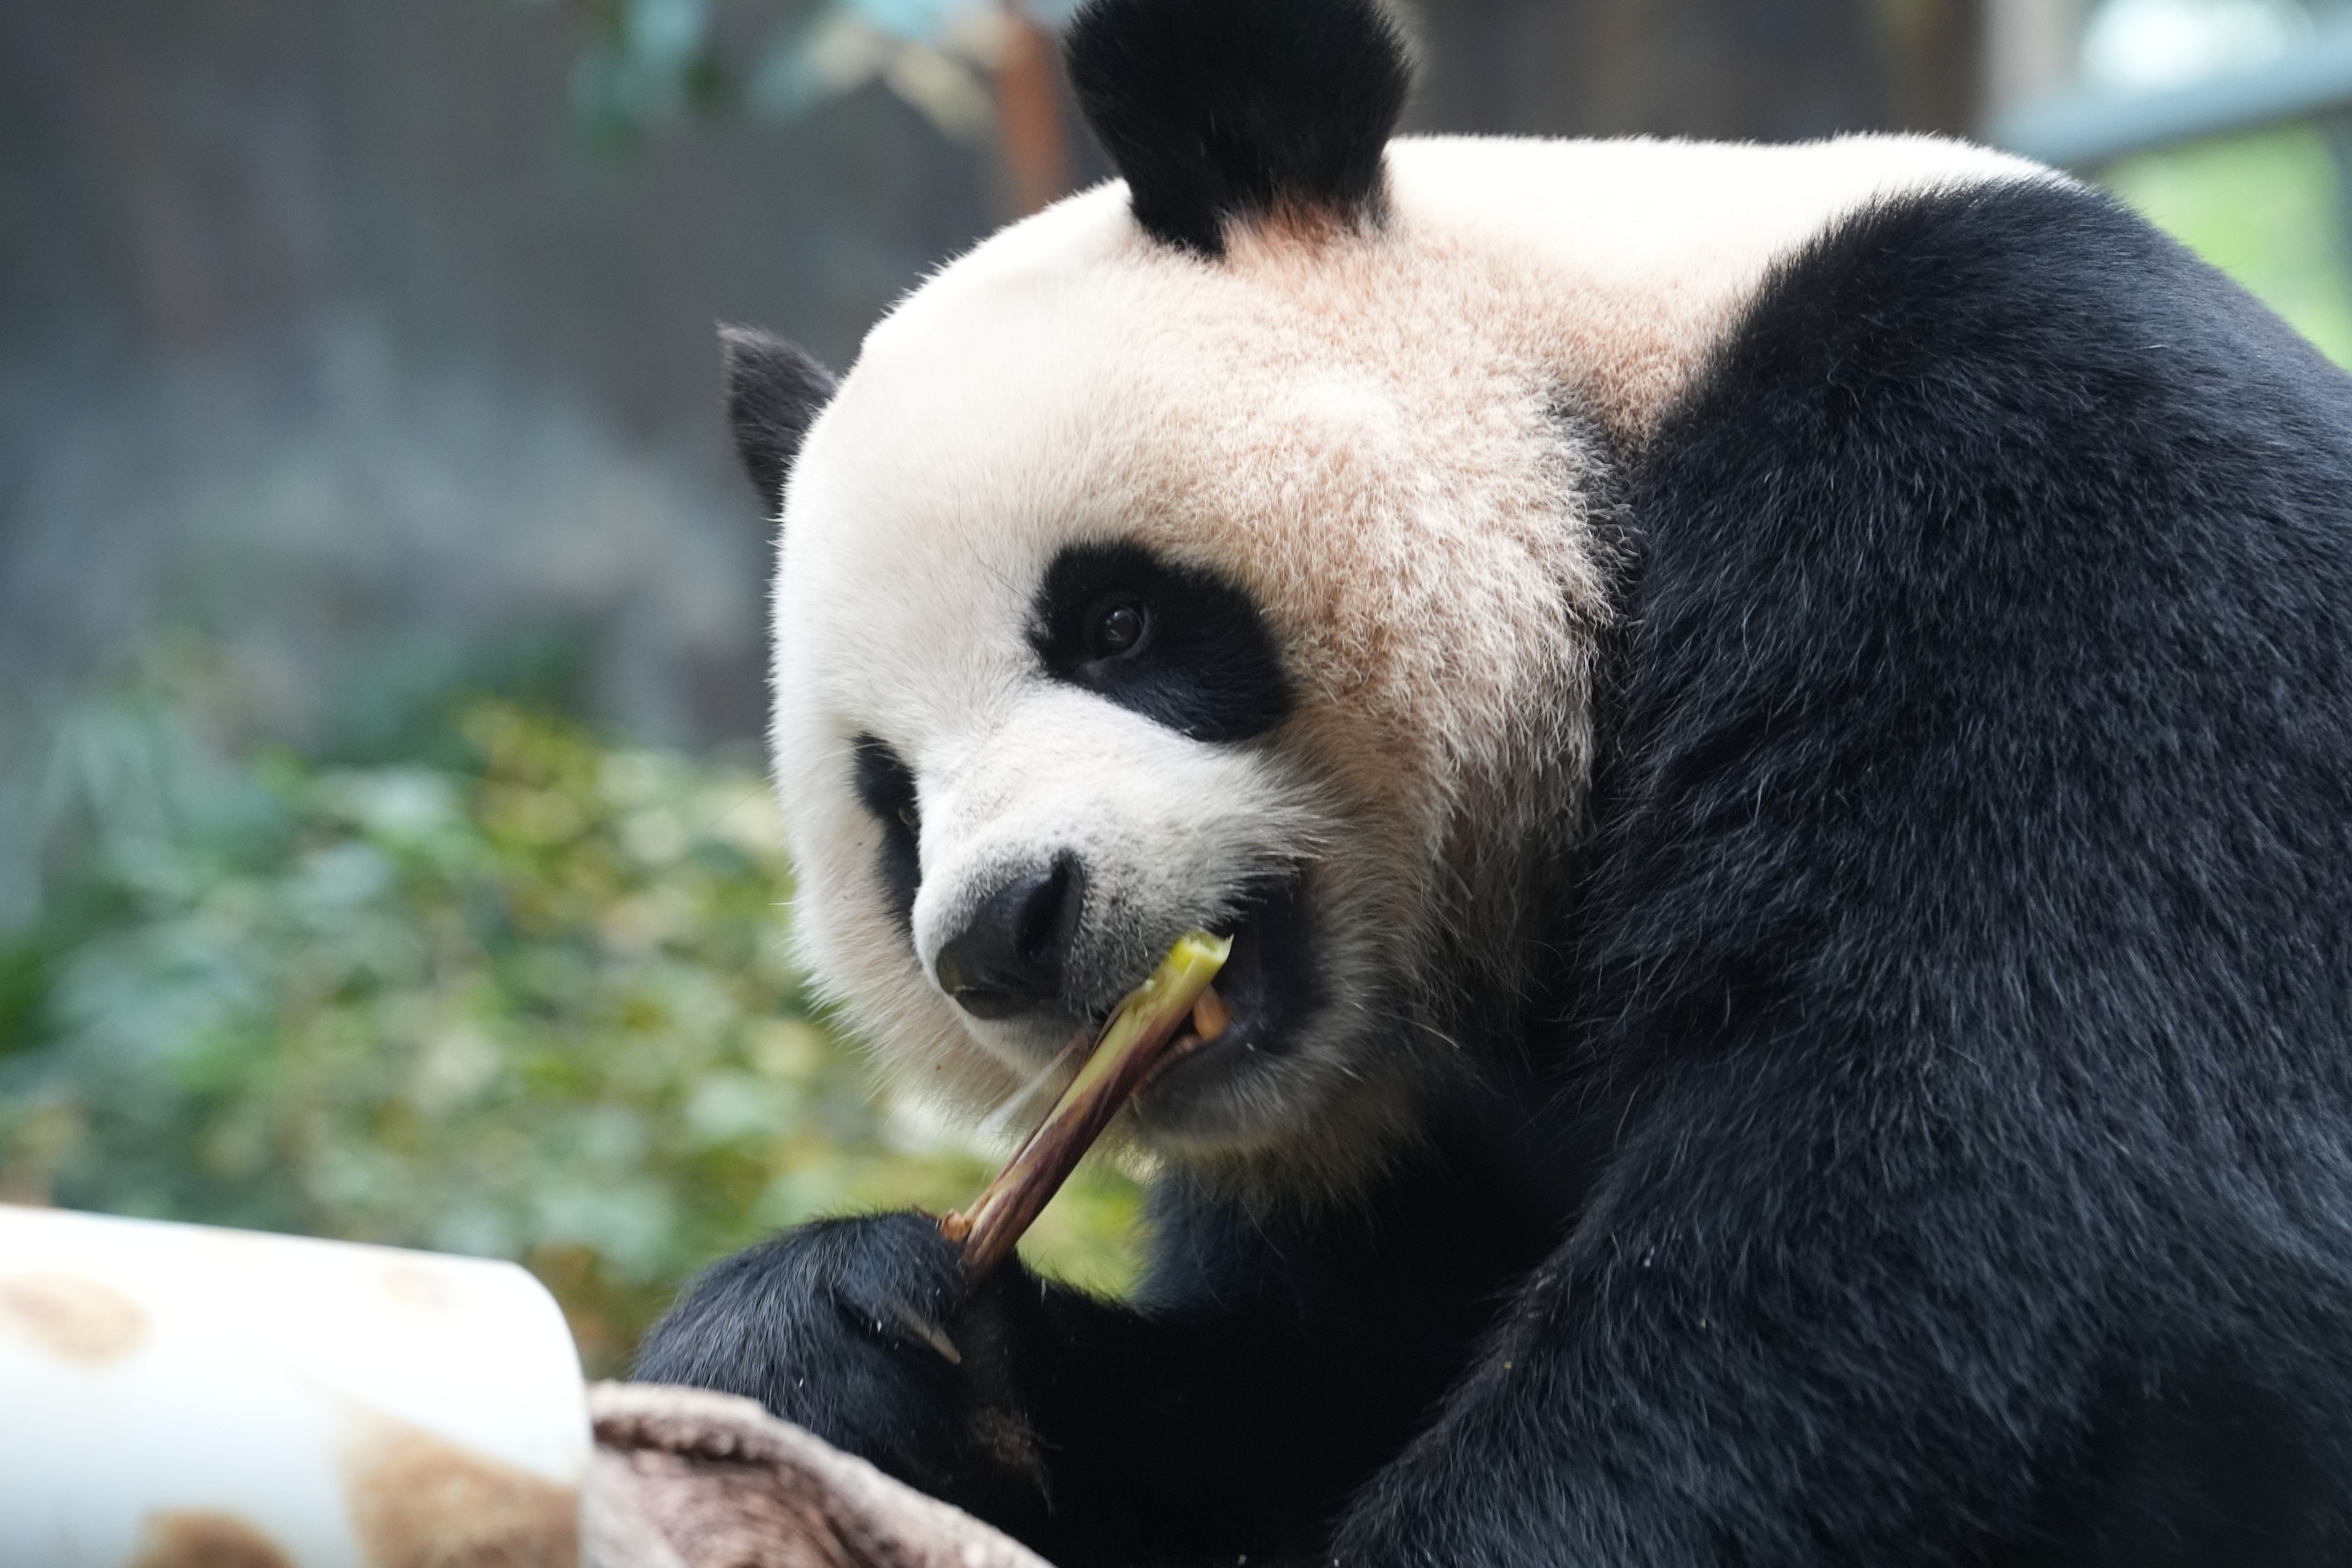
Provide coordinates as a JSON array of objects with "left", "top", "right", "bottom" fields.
[
  {"left": 719, "top": 325, "right": 836, "bottom": 509},
  {"left": 1065, "top": 0, "right": 1412, "bottom": 258}
]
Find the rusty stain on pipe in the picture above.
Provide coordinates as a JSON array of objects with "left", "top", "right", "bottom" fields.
[
  {"left": 0, "top": 1271, "right": 150, "bottom": 1364},
  {"left": 340, "top": 1409, "right": 580, "bottom": 1568},
  {"left": 129, "top": 1512, "right": 296, "bottom": 1568}
]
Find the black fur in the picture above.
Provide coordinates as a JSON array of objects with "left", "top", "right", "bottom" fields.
[
  {"left": 721, "top": 323, "right": 836, "bottom": 507},
  {"left": 850, "top": 733, "right": 922, "bottom": 933},
  {"left": 644, "top": 181, "right": 2352, "bottom": 1566},
  {"left": 631, "top": 1214, "right": 1048, "bottom": 1523},
  {"left": 1331, "top": 177, "right": 2352, "bottom": 1567},
  {"left": 1029, "top": 540, "right": 1295, "bottom": 743},
  {"left": 1064, "top": 0, "right": 1412, "bottom": 257}
]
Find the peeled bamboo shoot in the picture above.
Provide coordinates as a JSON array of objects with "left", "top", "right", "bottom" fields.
[{"left": 942, "top": 932, "right": 1231, "bottom": 1275}]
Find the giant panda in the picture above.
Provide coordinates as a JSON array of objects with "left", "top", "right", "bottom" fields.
[{"left": 635, "top": 0, "right": 2352, "bottom": 1561}]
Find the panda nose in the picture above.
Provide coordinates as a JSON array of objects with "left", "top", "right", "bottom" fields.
[{"left": 934, "top": 853, "right": 1087, "bottom": 1019}]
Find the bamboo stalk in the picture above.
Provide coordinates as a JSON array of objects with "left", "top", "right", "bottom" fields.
[{"left": 942, "top": 932, "right": 1231, "bottom": 1276}]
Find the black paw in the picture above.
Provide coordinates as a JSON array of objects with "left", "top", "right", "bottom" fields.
[{"left": 631, "top": 1211, "right": 1045, "bottom": 1518}]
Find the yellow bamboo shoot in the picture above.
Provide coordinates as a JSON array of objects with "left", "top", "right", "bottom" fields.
[{"left": 942, "top": 932, "right": 1231, "bottom": 1275}]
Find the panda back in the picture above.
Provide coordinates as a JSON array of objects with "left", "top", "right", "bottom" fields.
[{"left": 1587, "top": 172, "right": 2352, "bottom": 1195}]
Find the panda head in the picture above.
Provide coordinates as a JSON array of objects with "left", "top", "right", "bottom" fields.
[
  {"left": 738, "top": 0, "right": 1605, "bottom": 1194},
  {"left": 735, "top": 0, "right": 2023, "bottom": 1191}
]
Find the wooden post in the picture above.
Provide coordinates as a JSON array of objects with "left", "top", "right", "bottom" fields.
[{"left": 994, "top": 6, "right": 1071, "bottom": 218}]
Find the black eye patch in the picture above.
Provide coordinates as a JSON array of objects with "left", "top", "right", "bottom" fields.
[
  {"left": 849, "top": 733, "right": 921, "bottom": 932},
  {"left": 1029, "top": 541, "right": 1293, "bottom": 742}
]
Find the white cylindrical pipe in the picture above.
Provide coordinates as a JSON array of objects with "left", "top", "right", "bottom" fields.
[{"left": 0, "top": 1203, "right": 589, "bottom": 1568}]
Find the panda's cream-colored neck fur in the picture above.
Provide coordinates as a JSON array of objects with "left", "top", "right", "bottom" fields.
[
  {"left": 770, "top": 133, "right": 2053, "bottom": 1196},
  {"left": 1380, "top": 135, "right": 2049, "bottom": 435},
  {"left": 874, "top": 133, "right": 2048, "bottom": 439}
]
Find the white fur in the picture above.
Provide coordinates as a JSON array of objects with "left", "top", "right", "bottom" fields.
[{"left": 770, "top": 133, "right": 2063, "bottom": 1184}]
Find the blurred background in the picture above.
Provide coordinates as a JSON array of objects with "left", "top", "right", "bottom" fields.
[{"left": 3, "top": 0, "right": 2346, "bottom": 1374}]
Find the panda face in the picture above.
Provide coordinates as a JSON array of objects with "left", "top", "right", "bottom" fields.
[
  {"left": 768, "top": 136, "right": 2046, "bottom": 1186},
  {"left": 768, "top": 184, "right": 1614, "bottom": 1183}
]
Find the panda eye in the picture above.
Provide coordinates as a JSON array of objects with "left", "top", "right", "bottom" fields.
[
  {"left": 897, "top": 803, "right": 920, "bottom": 832},
  {"left": 1087, "top": 595, "right": 1150, "bottom": 661}
]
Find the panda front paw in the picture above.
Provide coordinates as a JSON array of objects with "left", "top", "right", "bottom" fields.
[{"left": 631, "top": 1211, "right": 1047, "bottom": 1520}]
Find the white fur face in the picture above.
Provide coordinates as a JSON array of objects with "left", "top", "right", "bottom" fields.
[{"left": 770, "top": 135, "right": 2049, "bottom": 1188}]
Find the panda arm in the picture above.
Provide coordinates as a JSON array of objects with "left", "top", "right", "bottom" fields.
[
  {"left": 1333, "top": 177, "right": 2352, "bottom": 1565},
  {"left": 1002, "top": 1151, "right": 1555, "bottom": 1565},
  {"left": 635, "top": 1142, "right": 1551, "bottom": 1566}
]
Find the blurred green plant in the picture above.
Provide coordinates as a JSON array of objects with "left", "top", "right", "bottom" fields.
[{"left": 0, "top": 692, "right": 1142, "bottom": 1375}]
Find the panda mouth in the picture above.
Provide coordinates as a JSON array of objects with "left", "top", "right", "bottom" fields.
[{"left": 1140, "top": 871, "right": 1319, "bottom": 1092}]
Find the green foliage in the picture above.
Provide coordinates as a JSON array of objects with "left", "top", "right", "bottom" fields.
[
  {"left": 519, "top": 0, "right": 1084, "bottom": 147},
  {"left": 2106, "top": 125, "right": 2352, "bottom": 366},
  {"left": 0, "top": 697, "right": 1141, "bottom": 1374},
  {"left": 556, "top": 0, "right": 737, "bottom": 148}
]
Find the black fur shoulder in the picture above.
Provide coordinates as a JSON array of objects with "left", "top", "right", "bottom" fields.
[
  {"left": 1600, "top": 172, "right": 2352, "bottom": 1080},
  {"left": 1538, "top": 173, "right": 2352, "bottom": 1562}
]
